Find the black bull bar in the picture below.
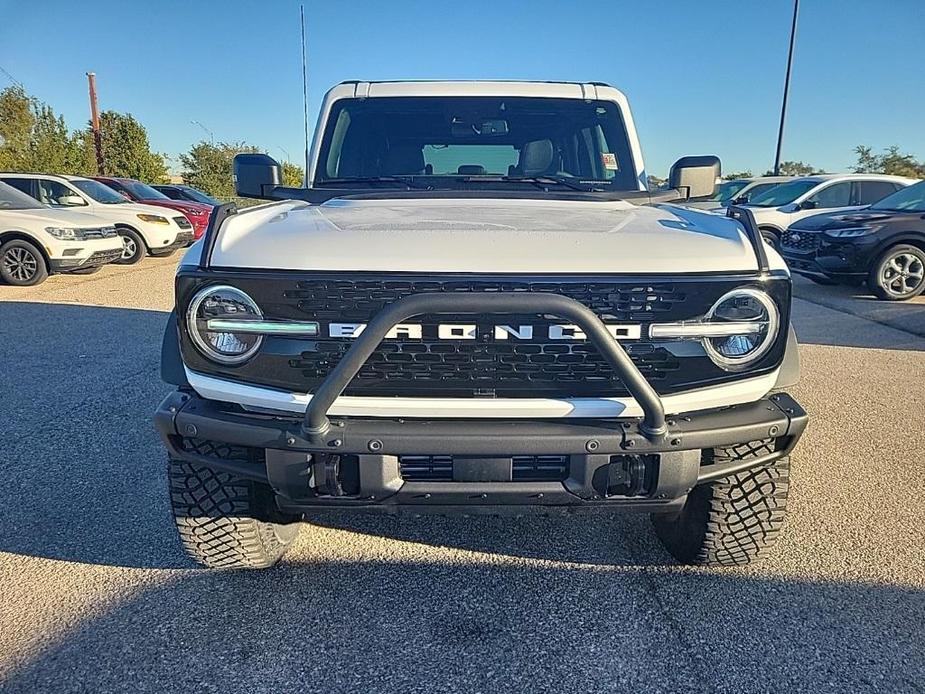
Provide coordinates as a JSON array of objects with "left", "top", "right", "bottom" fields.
[{"left": 302, "top": 292, "right": 668, "bottom": 441}]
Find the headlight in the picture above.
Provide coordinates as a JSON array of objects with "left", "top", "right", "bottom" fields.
[
  {"left": 702, "top": 288, "right": 780, "bottom": 369},
  {"left": 136, "top": 213, "right": 169, "bottom": 225},
  {"left": 186, "top": 285, "right": 263, "bottom": 364},
  {"left": 45, "top": 226, "right": 81, "bottom": 240},
  {"left": 824, "top": 226, "right": 874, "bottom": 238}
]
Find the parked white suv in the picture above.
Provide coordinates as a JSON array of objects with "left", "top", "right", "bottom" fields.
[
  {"left": 682, "top": 176, "right": 792, "bottom": 211},
  {"left": 0, "top": 173, "right": 193, "bottom": 264},
  {"left": 0, "top": 181, "right": 123, "bottom": 286},
  {"left": 742, "top": 174, "right": 916, "bottom": 249}
]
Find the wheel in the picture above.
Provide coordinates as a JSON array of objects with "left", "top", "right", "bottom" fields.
[
  {"left": 652, "top": 445, "right": 790, "bottom": 566},
  {"left": 168, "top": 457, "right": 300, "bottom": 569},
  {"left": 806, "top": 275, "right": 836, "bottom": 286},
  {"left": 114, "top": 228, "right": 145, "bottom": 265},
  {"left": 867, "top": 244, "right": 925, "bottom": 301},
  {"left": 760, "top": 229, "right": 781, "bottom": 251},
  {"left": 70, "top": 265, "right": 102, "bottom": 275},
  {"left": 0, "top": 239, "right": 49, "bottom": 286}
]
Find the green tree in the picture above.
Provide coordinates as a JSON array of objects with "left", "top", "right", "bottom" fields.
[
  {"left": 180, "top": 141, "right": 258, "bottom": 202},
  {"left": 763, "top": 161, "right": 822, "bottom": 176},
  {"left": 724, "top": 170, "right": 753, "bottom": 180},
  {"left": 852, "top": 145, "right": 925, "bottom": 178},
  {"left": 81, "top": 111, "right": 169, "bottom": 181},
  {"left": 0, "top": 85, "right": 36, "bottom": 171},
  {"left": 30, "top": 105, "right": 85, "bottom": 174},
  {"left": 282, "top": 160, "right": 305, "bottom": 187},
  {"left": 646, "top": 174, "right": 666, "bottom": 190}
]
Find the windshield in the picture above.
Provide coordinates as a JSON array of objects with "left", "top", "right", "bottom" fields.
[
  {"left": 315, "top": 96, "right": 640, "bottom": 192},
  {"left": 710, "top": 180, "right": 749, "bottom": 202},
  {"left": 119, "top": 180, "right": 169, "bottom": 200},
  {"left": 71, "top": 179, "right": 129, "bottom": 204},
  {"left": 0, "top": 181, "right": 44, "bottom": 210},
  {"left": 871, "top": 180, "right": 925, "bottom": 212},
  {"left": 747, "top": 179, "right": 819, "bottom": 207},
  {"left": 178, "top": 186, "right": 220, "bottom": 205}
]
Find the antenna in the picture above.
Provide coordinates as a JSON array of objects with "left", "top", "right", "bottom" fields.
[{"left": 300, "top": 4, "right": 310, "bottom": 186}]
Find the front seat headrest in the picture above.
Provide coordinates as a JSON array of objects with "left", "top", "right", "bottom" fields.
[
  {"left": 519, "top": 139, "right": 555, "bottom": 176},
  {"left": 383, "top": 144, "right": 425, "bottom": 175}
]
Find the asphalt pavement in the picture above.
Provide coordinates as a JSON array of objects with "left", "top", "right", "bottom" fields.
[{"left": 0, "top": 259, "right": 923, "bottom": 693}]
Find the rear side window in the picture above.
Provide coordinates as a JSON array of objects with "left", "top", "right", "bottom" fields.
[
  {"left": 2, "top": 177, "right": 34, "bottom": 197},
  {"left": 806, "top": 181, "right": 851, "bottom": 208},
  {"left": 857, "top": 180, "right": 901, "bottom": 205}
]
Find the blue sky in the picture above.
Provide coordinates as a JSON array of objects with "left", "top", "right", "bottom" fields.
[{"left": 1, "top": 0, "right": 922, "bottom": 177}]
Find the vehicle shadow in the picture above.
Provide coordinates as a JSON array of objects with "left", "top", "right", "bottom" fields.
[{"left": 2, "top": 556, "right": 923, "bottom": 693}]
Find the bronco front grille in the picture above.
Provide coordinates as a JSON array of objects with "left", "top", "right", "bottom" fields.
[{"left": 176, "top": 271, "right": 791, "bottom": 399}]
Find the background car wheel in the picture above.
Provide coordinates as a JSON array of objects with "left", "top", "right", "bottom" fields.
[
  {"left": 651, "top": 444, "right": 790, "bottom": 566},
  {"left": 168, "top": 457, "right": 301, "bottom": 569},
  {"left": 867, "top": 244, "right": 925, "bottom": 301},
  {"left": 114, "top": 228, "right": 145, "bottom": 265},
  {"left": 0, "top": 239, "right": 49, "bottom": 286},
  {"left": 760, "top": 229, "right": 781, "bottom": 251}
]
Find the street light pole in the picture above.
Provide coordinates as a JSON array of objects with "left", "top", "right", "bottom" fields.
[
  {"left": 191, "top": 119, "right": 214, "bottom": 144},
  {"left": 773, "top": 0, "right": 800, "bottom": 176}
]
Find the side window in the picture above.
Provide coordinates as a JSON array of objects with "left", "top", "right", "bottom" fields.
[
  {"left": 857, "top": 180, "right": 901, "bottom": 205},
  {"left": 39, "top": 179, "right": 86, "bottom": 206},
  {"left": 806, "top": 181, "right": 851, "bottom": 208},
  {"left": 2, "top": 178, "right": 35, "bottom": 198}
]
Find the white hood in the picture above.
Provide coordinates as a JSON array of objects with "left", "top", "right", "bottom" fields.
[
  {"left": 211, "top": 197, "right": 769, "bottom": 274},
  {"left": 1, "top": 207, "right": 117, "bottom": 228}
]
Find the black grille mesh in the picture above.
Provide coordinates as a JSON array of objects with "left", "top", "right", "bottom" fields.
[
  {"left": 399, "top": 455, "right": 569, "bottom": 481},
  {"left": 781, "top": 231, "right": 820, "bottom": 253}
]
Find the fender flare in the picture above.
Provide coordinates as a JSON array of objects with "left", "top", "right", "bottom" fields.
[{"left": 161, "top": 310, "right": 190, "bottom": 387}]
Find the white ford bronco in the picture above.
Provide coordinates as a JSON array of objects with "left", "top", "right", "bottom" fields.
[{"left": 156, "top": 81, "right": 806, "bottom": 569}]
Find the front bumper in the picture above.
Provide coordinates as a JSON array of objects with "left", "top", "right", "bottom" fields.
[
  {"left": 155, "top": 389, "right": 807, "bottom": 515},
  {"left": 151, "top": 231, "right": 194, "bottom": 256},
  {"left": 782, "top": 234, "right": 879, "bottom": 278},
  {"left": 50, "top": 246, "right": 123, "bottom": 272}
]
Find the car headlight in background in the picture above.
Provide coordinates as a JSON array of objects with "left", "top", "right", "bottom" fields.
[
  {"left": 136, "top": 213, "right": 169, "bottom": 225},
  {"left": 186, "top": 285, "right": 264, "bottom": 364},
  {"left": 45, "top": 226, "right": 82, "bottom": 240},
  {"left": 181, "top": 207, "right": 207, "bottom": 216},
  {"left": 824, "top": 226, "right": 874, "bottom": 238},
  {"left": 650, "top": 288, "right": 780, "bottom": 370}
]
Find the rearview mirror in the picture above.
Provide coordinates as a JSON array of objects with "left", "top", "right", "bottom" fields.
[
  {"left": 233, "top": 153, "right": 282, "bottom": 199},
  {"left": 668, "top": 155, "right": 721, "bottom": 199}
]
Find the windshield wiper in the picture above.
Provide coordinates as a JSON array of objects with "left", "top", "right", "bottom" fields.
[
  {"left": 319, "top": 176, "right": 433, "bottom": 190},
  {"left": 501, "top": 176, "right": 607, "bottom": 192}
]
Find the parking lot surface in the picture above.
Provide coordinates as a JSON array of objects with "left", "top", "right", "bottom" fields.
[{"left": 1, "top": 260, "right": 923, "bottom": 693}]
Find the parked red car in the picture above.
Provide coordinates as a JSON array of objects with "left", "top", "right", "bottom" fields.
[{"left": 92, "top": 177, "right": 213, "bottom": 239}]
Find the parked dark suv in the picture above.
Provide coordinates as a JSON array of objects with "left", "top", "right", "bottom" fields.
[{"left": 781, "top": 180, "right": 925, "bottom": 300}]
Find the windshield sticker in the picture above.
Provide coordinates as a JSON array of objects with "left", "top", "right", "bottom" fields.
[{"left": 601, "top": 152, "right": 618, "bottom": 170}]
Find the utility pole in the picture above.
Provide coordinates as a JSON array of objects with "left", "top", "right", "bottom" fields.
[
  {"left": 86, "top": 72, "right": 105, "bottom": 175},
  {"left": 773, "top": 0, "right": 799, "bottom": 176}
]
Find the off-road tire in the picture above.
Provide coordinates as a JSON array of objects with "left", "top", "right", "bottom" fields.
[
  {"left": 652, "top": 445, "right": 790, "bottom": 566},
  {"left": 168, "top": 458, "right": 301, "bottom": 569}
]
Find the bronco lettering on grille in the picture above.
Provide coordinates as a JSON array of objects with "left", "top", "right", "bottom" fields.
[{"left": 328, "top": 323, "right": 642, "bottom": 340}]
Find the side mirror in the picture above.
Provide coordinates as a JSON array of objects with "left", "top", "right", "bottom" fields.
[
  {"left": 800, "top": 199, "right": 818, "bottom": 210},
  {"left": 59, "top": 195, "right": 87, "bottom": 206},
  {"left": 732, "top": 194, "right": 748, "bottom": 205},
  {"left": 233, "top": 153, "right": 282, "bottom": 199},
  {"left": 669, "top": 155, "right": 721, "bottom": 199}
]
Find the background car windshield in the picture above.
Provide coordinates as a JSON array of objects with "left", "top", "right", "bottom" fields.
[
  {"left": 121, "top": 180, "right": 169, "bottom": 200},
  {"left": 316, "top": 96, "right": 639, "bottom": 190},
  {"left": 710, "top": 180, "right": 748, "bottom": 201},
  {"left": 71, "top": 179, "right": 129, "bottom": 204},
  {"left": 0, "top": 181, "right": 44, "bottom": 210},
  {"left": 747, "top": 179, "right": 818, "bottom": 207},
  {"left": 179, "top": 186, "right": 220, "bottom": 205},
  {"left": 871, "top": 180, "right": 925, "bottom": 212}
]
